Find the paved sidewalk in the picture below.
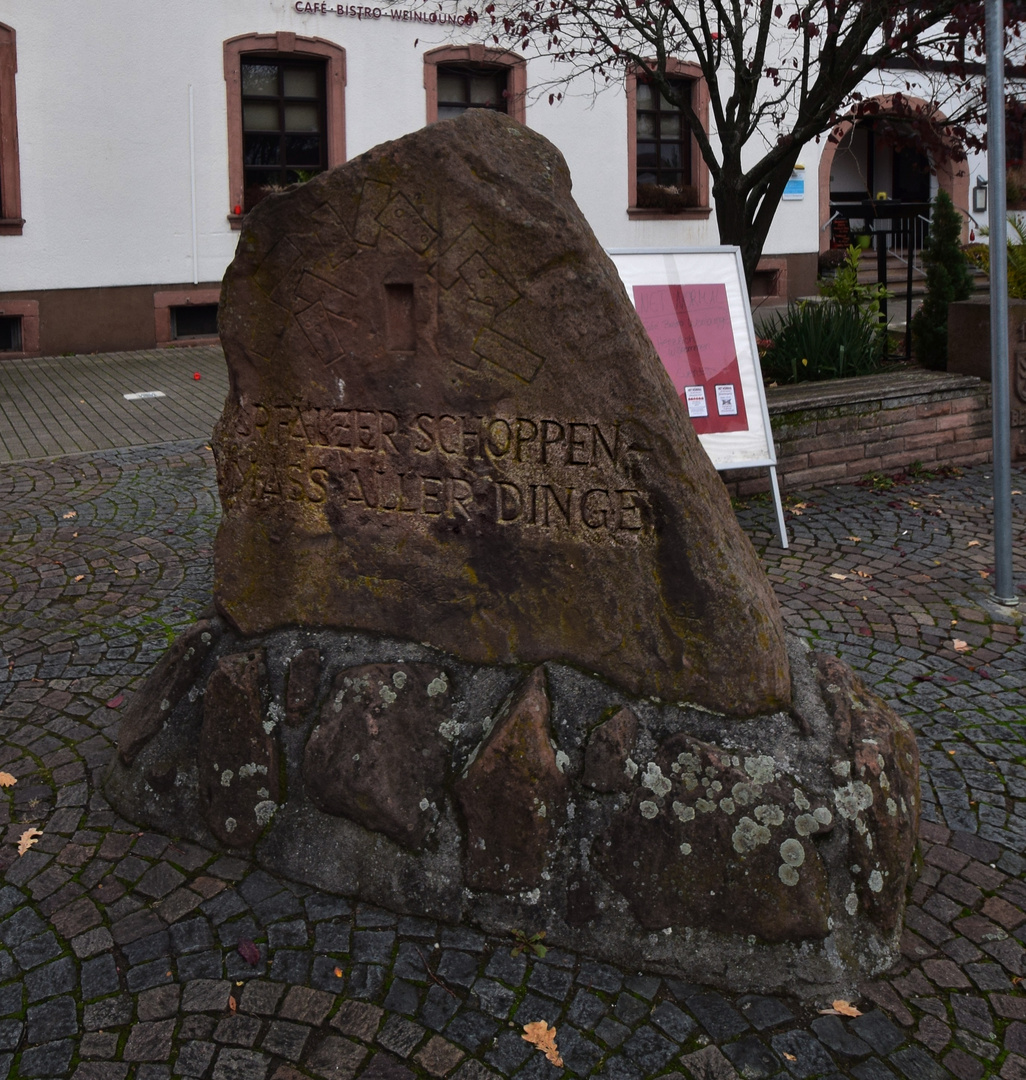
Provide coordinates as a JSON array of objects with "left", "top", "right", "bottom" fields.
[
  {"left": 0, "top": 347, "right": 228, "bottom": 462},
  {"left": 2, "top": 350, "right": 1026, "bottom": 1080}
]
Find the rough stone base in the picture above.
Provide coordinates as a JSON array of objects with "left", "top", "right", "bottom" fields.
[{"left": 104, "top": 624, "right": 919, "bottom": 1000}]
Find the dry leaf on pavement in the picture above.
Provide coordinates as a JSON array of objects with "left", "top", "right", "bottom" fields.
[
  {"left": 967, "top": 540, "right": 981, "bottom": 547},
  {"left": 18, "top": 827, "right": 42, "bottom": 855},
  {"left": 952, "top": 640, "right": 970, "bottom": 652},
  {"left": 522, "top": 1022, "right": 563, "bottom": 1067},
  {"left": 832, "top": 1000, "right": 862, "bottom": 1017},
  {"left": 0, "top": 773, "right": 16, "bottom": 788}
]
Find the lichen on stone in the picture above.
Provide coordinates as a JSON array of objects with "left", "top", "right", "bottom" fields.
[
  {"left": 426, "top": 674, "right": 449, "bottom": 697},
  {"left": 672, "top": 801, "right": 695, "bottom": 823},
  {"left": 639, "top": 800, "right": 659, "bottom": 820},
  {"left": 754, "top": 804, "right": 784, "bottom": 827},
  {"left": 732, "top": 816, "right": 771, "bottom": 853},
  {"left": 778, "top": 864, "right": 799, "bottom": 886},
  {"left": 642, "top": 762, "right": 672, "bottom": 797},
  {"left": 779, "top": 838, "right": 805, "bottom": 866}
]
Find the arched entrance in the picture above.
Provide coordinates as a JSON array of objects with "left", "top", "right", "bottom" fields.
[{"left": 818, "top": 96, "right": 969, "bottom": 254}]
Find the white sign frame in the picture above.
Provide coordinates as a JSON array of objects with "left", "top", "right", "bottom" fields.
[{"left": 607, "top": 246, "right": 788, "bottom": 548}]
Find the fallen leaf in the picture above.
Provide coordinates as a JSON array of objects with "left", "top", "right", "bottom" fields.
[
  {"left": 73, "top": 575, "right": 84, "bottom": 582},
  {"left": 18, "top": 827, "right": 42, "bottom": 855},
  {"left": 237, "top": 940, "right": 260, "bottom": 966},
  {"left": 832, "top": 999, "right": 862, "bottom": 1017},
  {"left": 105, "top": 694, "right": 124, "bottom": 709},
  {"left": 830, "top": 573, "right": 848, "bottom": 580},
  {"left": 0, "top": 773, "right": 15, "bottom": 788},
  {"left": 62, "top": 510, "right": 77, "bottom": 519},
  {"left": 522, "top": 1022, "right": 563, "bottom": 1067},
  {"left": 952, "top": 640, "right": 970, "bottom": 652},
  {"left": 967, "top": 540, "right": 981, "bottom": 547},
  {"left": 228, "top": 995, "right": 237, "bottom": 1013},
  {"left": 847, "top": 536, "right": 861, "bottom": 543},
  {"left": 783, "top": 1053, "right": 797, "bottom": 1061},
  {"left": 980, "top": 570, "right": 990, "bottom": 578},
  {"left": 854, "top": 570, "right": 873, "bottom": 578},
  {"left": 334, "top": 966, "right": 344, "bottom": 978}
]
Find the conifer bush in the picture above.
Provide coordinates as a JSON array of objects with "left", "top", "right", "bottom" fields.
[{"left": 910, "top": 190, "right": 974, "bottom": 370}]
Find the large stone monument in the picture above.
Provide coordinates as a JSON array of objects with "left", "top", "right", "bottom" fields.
[{"left": 106, "top": 110, "right": 919, "bottom": 997}]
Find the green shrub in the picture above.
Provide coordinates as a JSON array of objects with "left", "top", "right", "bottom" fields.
[
  {"left": 964, "top": 214, "right": 1026, "bottom": 300},
  {"left": 910, "top": 190, "right": 975, "bottom": 370},
  {"left": 759, "top": 300, "right": 883, "bottom": 383}
]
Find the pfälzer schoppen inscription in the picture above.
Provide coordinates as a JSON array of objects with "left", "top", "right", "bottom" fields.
[{"left": 222, "top": 404, "right": 650, "bottom": 534}]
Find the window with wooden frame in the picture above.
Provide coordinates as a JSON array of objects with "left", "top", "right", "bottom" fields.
[
  {"left": 0, "top": 22, "right": 23, "bottom": 235},
  {"left": 626, "top": 61, "right": 710, "bottom": 219},
  {"left": 424, "top": 46, "right": 526, "bottom": 126},
  {"left": 241, "top": 57, "right": 326, "bottom": 210},
  {"left": 224, "top": 32, "right": 346, "bottom": 227}
]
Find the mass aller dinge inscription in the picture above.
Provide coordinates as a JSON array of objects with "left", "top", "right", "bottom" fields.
[{"left": 223, "top": 403, "right": 651, "bottom": 534}]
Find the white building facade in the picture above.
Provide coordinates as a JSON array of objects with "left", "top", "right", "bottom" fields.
[{"left": 0, "top": 0, "right": 977, "bottom": 358}]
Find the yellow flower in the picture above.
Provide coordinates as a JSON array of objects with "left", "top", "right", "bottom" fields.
[{"left": 801, "top": 357, "right": 808, "bottom": 366}]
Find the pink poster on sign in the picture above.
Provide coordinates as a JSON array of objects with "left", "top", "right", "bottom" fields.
[{"left": 633, "top": 284, "right": 749, "bottom": 435}]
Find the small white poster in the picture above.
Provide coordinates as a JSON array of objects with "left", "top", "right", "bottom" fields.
[
  {"left": 715, "top": 384, "right": 738, "bottom": 416},
  {"left": 684, "top": 385, "right": 708, "bottom": 417}
]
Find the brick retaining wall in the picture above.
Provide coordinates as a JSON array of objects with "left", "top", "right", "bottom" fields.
[{"left": 721, "top": 369, "right": 992, "bottom": 497}]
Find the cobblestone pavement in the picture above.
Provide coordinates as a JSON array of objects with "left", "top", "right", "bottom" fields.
[{"left": 3, "top": 378, "right": 1026, "bottom": 1078}]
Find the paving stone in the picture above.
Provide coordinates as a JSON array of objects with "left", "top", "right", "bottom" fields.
[
  {"left": 137, "top": 983, "right": 181, "bottom": 1020},
  {"left": 595, "top": 1016, "right": 631, "bottom": 1049},
  {"left": 378, "top": 1015, "right": 427, "bottom": 1058},
  {"left": 770, "top": 1030, "right": 837, "bottom": 1077},
  {"left": 19, "top": 1040, "right": 75, "bottom": 1078},
  {"left": 122, "top": 1019, "right": 177, "bottom": 1062},
  {"left": 558, "top": 1025, "right": 604, "bottom": 1076},
  {"left": 332, "top": 1000, "right": 385, "bottom": 1040},
  {"left": 305, "top": 1035, "right": 368, "bottom": 1080},
  {"left": 176, "top": 1040, "right": 217, "bottom": 1078},
  {"left": 612, "top": 992, "right": 649, "bottom": 1026},
  {"left": 651, "top": 999, "right": 696, "bottom": 1042},
  {"left": 621, "top": 1024, "right": 677, "bottom": 1072},
  {"left": 484, "top": 950, "right": 527, "bottom": 987},
  {"left": 941, "top": 1049, "right": 984, "bottom": 1080},
  {"left": 721, "top": 1035, "right": 782, "bottom": 1079},
  {"left": 471, "top": 978, "right": 516, "bottom": 1020},
  {"left": 182, "top": 978, "right": 231, "bottom": 1012},
  {"left": 913, "top": 1016, "right": 951, "bottom": 1053},
  {"left": 348, "top": 963, "right": 387, "bottom": 1000},
  {"left": 485, "top": 1028, "right": 533, "bottom": 1074},
  {"left": 279, "top": 985, "right": 334, "bottom": 1025},
  {"left": 687, "top": 993, "right": 750, "bottom": 1040},
  {"left": 262, "top": 1020, "right": 311, "bottom": 1060},
  {"left": 921, "top": 959, "right": 972, "bottom": 989},
  {"left": 812, "top": 1015, "right": 873, "bottom": 1057},
  {"left": 360, "top": 1055, "right": 417, "bottom": 1080},
  {"left": 577, "top": 960, "right": 623, "bottom": 994},
  {"left": 416, "top": 1035, "right": 466, "bottom": 1077},
  {"left": 679, "top": 1045, "right": 743, "bottom": 1080},
  {"left": 950, "top": 995, "right": 994, "bottom": 1038},
  {"left": 445, "top": 1010, "right": 498, "bottom": 1052},
  {"left": 888, "top": 1045, "right": 952, "bottom": 1080},
  {"left": 738, "top": 994, "right": 796, "bottom": 1031},
  {"left": 211, "top": 1047, "right": 271, "bottom": 1080},
  {"left": 214, "top": 1013, "right": 263, "bottom": 1047},
  {"left": 437, "top": 951, "right": 481, "bottom": 990},
  {"left": 26, "top": 995, "right": 77, "bottom": 1042},
  {"left": 851, "top": 1010, "right": 907, "bottom": 1055}
]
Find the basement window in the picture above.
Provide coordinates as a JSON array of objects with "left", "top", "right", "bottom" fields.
[
  {"left": 0, "top": 315, "right": 22, "bottom": 352},
  {"left": 170, "top": 304, "right": 219, "bottom": 340}
]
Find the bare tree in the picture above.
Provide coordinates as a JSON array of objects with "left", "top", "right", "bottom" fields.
[{"left": 482, "top": 0, "right": 1026, "bottom": 286}]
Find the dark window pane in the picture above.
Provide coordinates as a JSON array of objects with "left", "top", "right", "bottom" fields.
[
  {"left": 171, "top": 305, "right": 219, "bottom": 339},
  {"left": 0, "top": 315, "right": 22, "bottom": 351},
  {"left": 244, "top": 133, "right": 283, "bottom": 167},
  {"left": 436, "top": 64, "right": 508, "bottom": 117},
  {"left": 285, "top": 134, "right": 321, "bottom": 166}
]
